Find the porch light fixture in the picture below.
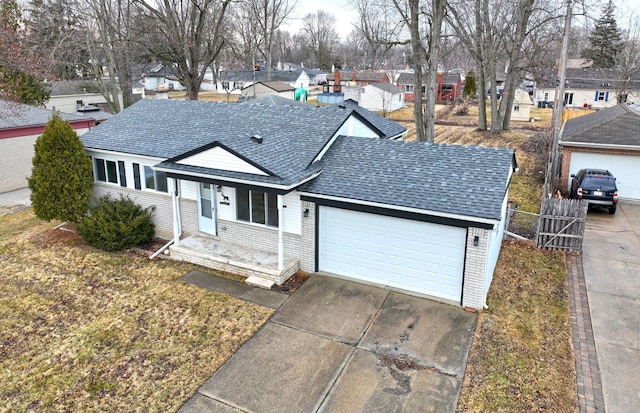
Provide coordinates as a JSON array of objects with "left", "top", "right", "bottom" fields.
[
  {"left": 303, "top": 208, "right": 309, "bottom": 218},
  {"left": 473, "top": 236, "right": 479, "bottom": 247}
]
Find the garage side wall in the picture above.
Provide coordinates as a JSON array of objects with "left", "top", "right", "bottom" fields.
[{"left": 462, "top": 227, "right": 490, "bottom": 309}]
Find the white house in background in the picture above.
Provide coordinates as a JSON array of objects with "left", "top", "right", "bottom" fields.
[
  {"left": 510, "top": 88, "right": 535, "bottom": 121},
  {"left": 136, "top": 63, "right": 185, "bottom": 92},
  {"left": 47, "top": 80, "right": 123, "bottom": 114},
  {"left": 534, "top": 68, "right": 640, "bottom": 109},
  {"left": 240, "top": 81, "right": 295, "bottom": 100},
  {"left": 0, "top": 100, "right": 95, "bottom": 193},
  {"left": 343, "top": 83, "right": 405, "bottom": 113},
  {"left": 80, "top": 99, "right": 516, "bottom": 310}
]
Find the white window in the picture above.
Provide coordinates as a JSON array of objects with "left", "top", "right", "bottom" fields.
[
  {"left": 514, "top": 105, "right": 520, "bottom": 112},
  {"left": 597, "top": 91, "right": 606, "bottom": 101},
  {"left": 544, "top": 92, "right": 549, "bottom": 101},
  {"left": 564, "top": 92, "right": 574, "bottom": 105},
  {"left": 236, "top": 188, "right": 278, "bottom": 227},
  {"left": 94, "top": 158, "right": 126, "bottom": 187},
  {"left": 405, "top": 85, "right": 414, "bottom": 93},
  {"left": 143, "top": 166, "right": 168, "bottom": 193}
]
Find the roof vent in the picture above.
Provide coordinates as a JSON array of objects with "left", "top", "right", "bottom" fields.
[{"left": 251, "top": 135, "right": 263, "bottom": 144}]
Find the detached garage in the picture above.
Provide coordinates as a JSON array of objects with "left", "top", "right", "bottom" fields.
[
  {"left": 560, "top": 104, "right": 640, "bottom": 200},
  {"left": 301, "top": 137, "right": 517, "bottom": 309}
]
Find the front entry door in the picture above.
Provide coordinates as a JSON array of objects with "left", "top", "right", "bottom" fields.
[{"left": 198, "top": 182, "right": 216, "bottom": 235}]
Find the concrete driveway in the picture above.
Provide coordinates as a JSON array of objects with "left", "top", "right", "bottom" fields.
[
  {"left": 582, "top": 201, "right": 640, "bottom": 412},
  {"left": 180, "top": 275, "right": 476, "bottom": 413}
]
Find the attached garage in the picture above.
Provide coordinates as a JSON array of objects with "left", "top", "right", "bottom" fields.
[
  {"left": 560, "top": 104, "right": 640, "bottom": 201},
  {"left": 318, "top": 206, "right": 466, "bottom": 303}
]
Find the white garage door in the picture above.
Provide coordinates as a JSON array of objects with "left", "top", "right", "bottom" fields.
[
  {"left": 570, "top": 152, "right": 640, "bottom": 200},
  {"left": 319, "top": 206, "right": 466, "bottom": 302}
]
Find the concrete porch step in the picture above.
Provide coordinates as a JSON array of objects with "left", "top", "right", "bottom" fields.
[{"left": 170, "top": 234, "right": 299, "bottom": 286}]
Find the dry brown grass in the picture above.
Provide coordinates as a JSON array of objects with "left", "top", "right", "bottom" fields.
[
  {"left": 457, "top": 241, "right": 577, "bottom": 412},
  {"left": 0, "top": 211, "right": 273, "bottom": 412},
  {"left": 168, "top": 91, "right": 239, "bottom": 102}
]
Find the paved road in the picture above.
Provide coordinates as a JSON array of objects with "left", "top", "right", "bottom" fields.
[{"left": 582, "top": 201, "right": 640, "bottom": 412}]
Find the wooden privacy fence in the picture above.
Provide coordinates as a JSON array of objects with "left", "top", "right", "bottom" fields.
[{"left": 536, "top": 198, "right": 588, "bottom": 251}]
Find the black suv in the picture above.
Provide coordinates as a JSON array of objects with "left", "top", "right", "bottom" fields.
[{"left": 570, "top": 169, "right": 618, "bottom": 214}]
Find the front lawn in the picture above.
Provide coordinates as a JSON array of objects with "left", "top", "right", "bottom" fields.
[{"left": 0, "top": 211, "right": 273, "bottom": 412}]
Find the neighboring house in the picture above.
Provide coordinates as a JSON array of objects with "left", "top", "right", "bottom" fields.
[
  {"left": 80, "top": 99, "right": 516, "bottom": 310},
  {"left": 395, "top": 71, "right": 463, "bottom": 103},
  {"left": 217, "top": 68, "right": 320, "bottom": 94},
  {"left": 559, "top": 103, "right": 640, "bottom": 200},
  {"left": 135, "top": 63, "right": 185, "bottom": 92},
  {"left": 240, "top": 81, "right": 295, "bottom": 100},
  {"left": 327, "top": 70, "right": 391, "bottom": 93},
  {"left": 0, "top": 100, "right": 95, "bottom": 193},
  {"left": 510, "top": 88, "right": 535, "bottom": 122},
  {"left": 534, "top": 68, "right": 640, "bottom": 109},
  {"left": 343, "top": 83, "right": 405, "bottom": 113},
  {"left": 47, "top": 80, "right": 124, "bottom": 114},
  {"left": 438, "top": 73, "right": 464, "bottom": 102}
]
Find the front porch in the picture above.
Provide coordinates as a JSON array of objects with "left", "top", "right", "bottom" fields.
[{"left": 170, "top": 233, "right": 299, "bottom": 288}]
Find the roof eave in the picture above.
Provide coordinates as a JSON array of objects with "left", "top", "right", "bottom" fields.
[
  {"left": 297, "top": 191, "right": 501, "bottom": 226},
  {"left": 560, "top": 141, "right": 640, "bottom": 151}
]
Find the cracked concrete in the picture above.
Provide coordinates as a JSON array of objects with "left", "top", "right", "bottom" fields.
[{"left": 180, "top": 275, "right": 476, "bottom": 413}]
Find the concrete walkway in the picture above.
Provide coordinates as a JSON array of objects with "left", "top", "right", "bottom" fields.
[
  {"left": 581, "top": 201, "right": 640, "bottom": 412},
  {"left": 178, "top": 274, "right": 477, "bottom": 413}
]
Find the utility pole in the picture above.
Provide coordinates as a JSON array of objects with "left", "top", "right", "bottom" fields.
[{"left": 547, "top": 0, "right": 572, "bottom": 197}]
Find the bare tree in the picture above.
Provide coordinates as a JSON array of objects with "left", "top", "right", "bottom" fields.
[
  {"left": 300, "top": 10, "right": 339, "bottom": 70},
  {"left": 615, "top": 12, "right": 640, "bottom": 102},
  {"left": 136, "top": 0, "right": 232, "bottom": 100},
  {"left": 391, "top": 0, "right": 447, "bottom": 143},
  {"left": 246, "top": 0, "right": 296, "bottom": 79},
  {"left": 350, "top": 0, "right": 405, "bottom": 70}
]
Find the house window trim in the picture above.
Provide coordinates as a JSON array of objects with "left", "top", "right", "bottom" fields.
[
  {"left": 235, "top": 188, "right": 279, "bottom": 228},
  {"left": 94, "top": 157, "right": 125, "bottom": 187},
  {"left": 142, "top": 165, "right": 168, "bottom": 193}
]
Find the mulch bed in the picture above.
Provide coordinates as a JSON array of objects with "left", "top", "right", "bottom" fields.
[{"left": 271, "top": 271, "right": 310, "bottom": 295}]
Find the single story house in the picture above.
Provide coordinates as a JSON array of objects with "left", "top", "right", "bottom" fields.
[
  {"left": 343, "top": 83, "right": 405, "bottom": 113},
  {"left": 559, "top": 103, "right": 640, "bottom": 200},
  {"left": 510, "top": 88, "right": 535, "bottom": 122},
  {"left": 80, "top": 99, "right": 516, "bottom": 309},
  {"left": 395, "top": 71, "right": 463, "bottom": 103},
  {"left": 240, "top": 81, "right": 295, "bottom": 101},
  {"left": 217, "top": 68, "right": 320, "bottom": 94},
  {"left": 0, "top": 100, "right": 95, "bottom": 193},
  {"left": 534, "top": 68, "right": 640, "bottom": 109},
  {"left": 46, "top": 80, "right": 124, "bottom": 114}
]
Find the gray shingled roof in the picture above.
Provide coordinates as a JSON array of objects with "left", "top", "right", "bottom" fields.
[
  {"left": 370, "top": 82, "right": 404, "bottom": 94},
  {"left": 0, "top": 100, "right": 93, "bottom": 129},
  {"left": 301, "top": 137, "right": 515, "bottom": 221},
  {"left": 81, "top": 99, "right": 353, "bottom": 186},
  {"left": 242, "top": 80, "right": 295, "bottom": 92},
  {"left": 535, "top": 68, "right": 640, "bottom": 90},
  {"left": 560, "top": 104, "right": 640, "bottom": 147}
]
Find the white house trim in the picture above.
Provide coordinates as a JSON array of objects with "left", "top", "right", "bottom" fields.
[
  {"left": 298, "top": 192, "right": 502, "bottom": 227},
  {"left": 153, "top": 167, "right": 323, "bottom": 191},
  {"left": 176, "top": 146, "right": 269, "bottom": 176}
]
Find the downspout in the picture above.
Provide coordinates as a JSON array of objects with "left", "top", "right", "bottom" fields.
[
  {"left": 172, "top": 178, "right": 182, "bottom": 246},
  {"left": 277, "top": 194, "right": 284, "bottom": 271}
]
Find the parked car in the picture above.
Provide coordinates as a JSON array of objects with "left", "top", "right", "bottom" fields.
[{"left": 570, "top": 169, "right": 618, "bottom": 214}]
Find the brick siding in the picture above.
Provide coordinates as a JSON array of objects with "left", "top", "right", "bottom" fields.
[{"left": 462, "top": 227, "right": 490, "bottom": 309}]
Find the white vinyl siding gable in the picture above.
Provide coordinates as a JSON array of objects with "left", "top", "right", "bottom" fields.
[
  {"left": 337, "top": 115, "right": 380, "bottom": 138},
  {"left": 176, "top": 146, "right": 269, "bottom": 176}
]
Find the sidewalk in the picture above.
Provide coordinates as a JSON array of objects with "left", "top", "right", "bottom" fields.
[{"left": 0, "top": 188, "right": 31, "bottom": 216}]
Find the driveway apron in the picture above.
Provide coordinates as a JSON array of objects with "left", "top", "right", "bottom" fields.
[
  {"left": 184, "top": 275, "right": 476, "bottom": 413},
  {"left": 582, "top": 201, "right": 640, "bottom": 412}
]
